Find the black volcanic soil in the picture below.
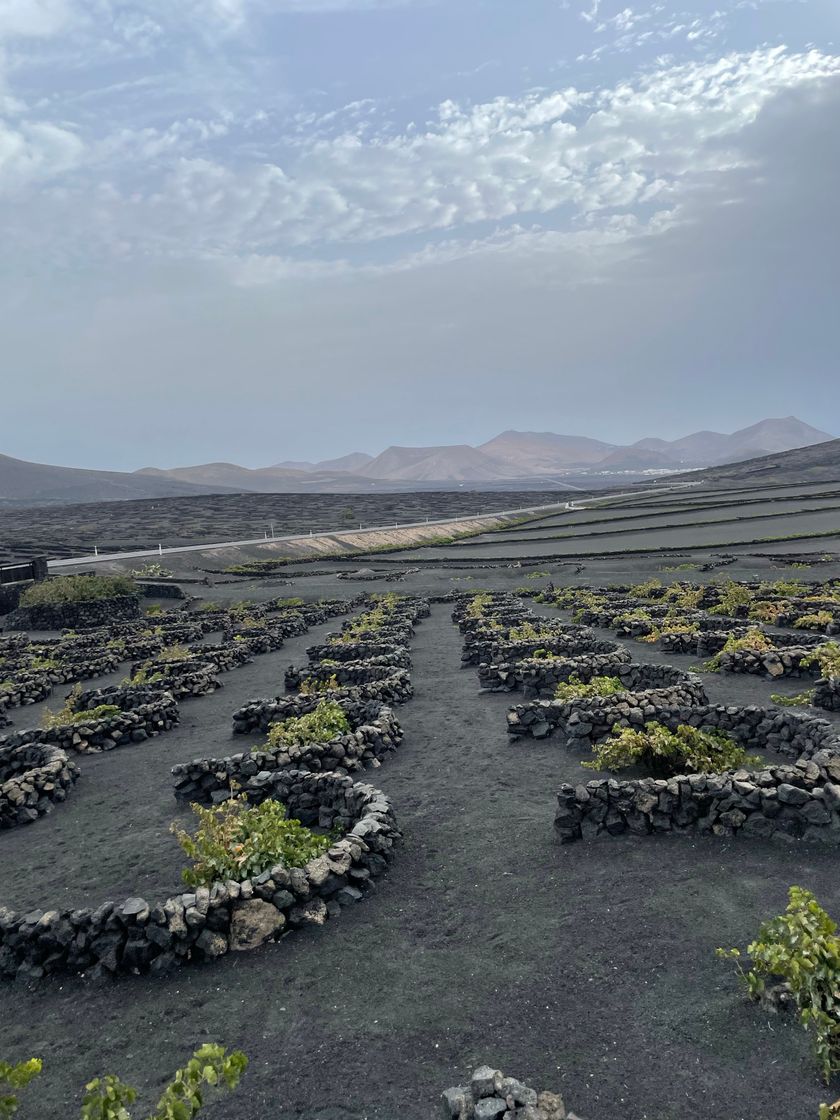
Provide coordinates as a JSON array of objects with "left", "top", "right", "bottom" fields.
[
  {"left": 2, "top": 599, "right": 840, "bottom": 1118},
  {"left": 0, "top": 490, "right": 572, "bottom": 563}
]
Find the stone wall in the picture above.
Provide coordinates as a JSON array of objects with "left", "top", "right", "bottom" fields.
[
  {"left": 0, "top": 771, "right": 399, "bottom": 979},
  {"left": 1, "top": 741, "right": 80, "bottom": 829},
  {"left": 478, "top": 647, "right": 632, "bottom": 695},
  {"left": 507, "top": 667, "right": 707, "bottom": 741},
  {"left": 305, "top": 640, "right": 410, "bottom": 664},
  {"left": 0, "top": 692, "right": 179, "bottom": 755},
  {"left": 814, "top": 676, "right": 840, "bottom": 713},
  {"left": 554, "top": 704, "right": 840, "bottom": 845},
  {"left": 173, "top": 701, "right": 402, "bottom": 796},
  {"left": 461, "top": 633, "right": 613, "bottom": 668},
  {"left": 717, "top": 647, "right": 820, "bottom": 679},
  {"left": 232, "top": 673, "right": 414, "bottom": 734},
  {"left": 5, "top": 593, "right": 141, "bottom": 632},
  {"left": 286, "top": 659, "right": 406, "bottom": 691}
]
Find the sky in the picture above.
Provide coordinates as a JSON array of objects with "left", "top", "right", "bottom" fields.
[{"left": 1, "top": 0, "right": 838, "bottom": 470}]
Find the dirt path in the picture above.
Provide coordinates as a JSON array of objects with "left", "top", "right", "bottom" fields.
[{"left": 2, "top": 606, "right": 840, "bottom": 1118}]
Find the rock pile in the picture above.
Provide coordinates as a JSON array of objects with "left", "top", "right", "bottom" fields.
[{"left": 442, "top": 1066, "right": 583, "bottom": 1120}]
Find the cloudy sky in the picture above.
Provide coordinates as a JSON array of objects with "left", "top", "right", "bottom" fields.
[{"left": 1, "top": 0, "right": 838, "bottom": 469}]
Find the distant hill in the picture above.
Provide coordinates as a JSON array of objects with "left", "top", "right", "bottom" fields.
[
  {"left": 273, "top": 452, "right": 374, "bottom": 473},
  {"left": 631, "top": 417, "right": 832, "bottom": 468},
  {"left": 362, "top": 445, "right": 516, "bottom": 482},
  {"left": 0, "top": 452, "right": 240, "bottom": 505},
  {"left": 477, "top": 430, "right": 617, "bottom": 471},
  {"left": 3, "top": 416, "right": 834, "bottom": 506},
  {"left": 668, "top": 438, "right": 840, "bottom": 486}
]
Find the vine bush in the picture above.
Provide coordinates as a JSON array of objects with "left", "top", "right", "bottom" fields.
[
  {"left": 702, "top": 629, "right": 776, "bottom": 671},
  {"left": 802, "top": 643, "right": 840, "bottom": 679},
  {"left": 584, "top": 721, "right": 760, "bottom": 777},
  {"left": 171, "top": 794, "right": 331, "bottom": 887},
  {"left": 717, "top": 887, "right": 840, "bottom": 1083},
  {"left": 1, "top": 1046, "right": 245, "bottom": 1120},
  {"left": 20, "top": 575, "right": 137, "bottom": 608},
  {"left": 265, "top": 700, "right": 351, "bottom": 747},
  {"left": 553, "top": 674, "right": 625, "bottom": 701}
]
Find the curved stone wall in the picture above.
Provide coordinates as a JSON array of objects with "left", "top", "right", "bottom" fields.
[
  {"left": 507, "top": 666, "right": 707, "bottom": 740},
  {"left": 0, "top": 692, "right": 179, "bottom": 755},
  {"left": 232, "top": 673, "right": 414, "bottom": 734},
  {"left": 554, "top": 704, "right": 840, "bottom": 845},
  {"left": 174, "top": 701, "right": 402, "bottom": 797},
  {"left": 1, "top": 741, "right": 80, "bottom": 829},
  {"left": 478, "top": 647, "right": 632, "bottom": 695},
  {"left": 0, "top": 771, "right": 399, "bottom": 979}
]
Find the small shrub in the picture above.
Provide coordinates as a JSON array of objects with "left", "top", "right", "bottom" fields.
[
  {"left": 702, "top": 628, "right": 776, "bottom": 671},
  {"left": 710, "top": 580, "right": 753, "bottom": 615},
  {"left": 127, "top": 668, "right": 165, "bottom": 686},
  {"left": 129, "top": 562, "right": 173, "bottom": 578},
  {"left": 298, "top": 674, "right": 341, "bottom": 695},
  {"left": 717, "top": 887, "right": 840, "bottom": 1083},
  {"left": 265, "top": 700, "right": 351, "bottom": 748},
  {"left": 508, "top": 621, "right": 553, "bottom": 641},
  {"left": 770, "top": 690, "right": 815, "bottom": 707},
  {"left": 1, "top": 1045, "right": 245, "bottom": 1120},
  {"left": 801, "top": 642, "right": 840, "bottom": 679},
  {"left": 158, "top": 644, "right": 192, "bottom": 663},
  {"left": 0, "top": 1057, "right": 41, "bottom": 1118},
  {"left": 584, "top": 721, "right": 760, "bottom": 776},
  {"left": 42, "top": 704, "right": 122, "bottom": 730},
  {"left": 20, "top": 574, "right": 137, "bottom": 608},
  {"left": 554, "top": 674, "right": 625, "bottom": 701},
  {"left": 172, "top": 795, "right": 331, "bottom": 886},
  {"left": 639, "top": 618, "right": 699, "bottom": 643},
  {"left": 661, "top": 583, "right": 703, "bottom": 611},
  {"left": 795, "top": 611, "right": 835, "bottom": 630},
  {"left": 465, "top": 593, "right": 494, "bottom": 619},
  {"left": 759, "top": 578, "right": 807, "bottom": 597},
  {"left": 629, "top": 578, "right": 663, "bottom": 599},
  {"left": 748, "top": 600, "right": 784, "bottom": 624}
]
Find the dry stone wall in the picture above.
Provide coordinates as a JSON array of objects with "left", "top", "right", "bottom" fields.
[
  {"left": 554, "top": 704, "right": 840, "bottom": 845},
  {"left": 1, "top": 741, "right": 79, "bottom": 829},
  {"left": 173, "top": 700, "right": 402, "bottom": 797},
  {"left": 0, "top": 771, "right": 399, "bottom": 979},
  {"left": 507, "top": 666, "right": 707, "bottom": 741},
  {"left": 5, "top": 593, "right": 141, "bottom": 632}
]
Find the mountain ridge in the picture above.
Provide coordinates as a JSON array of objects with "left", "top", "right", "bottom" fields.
[{"left": 1, "top": 417, "right": 833, "bottom": 506}]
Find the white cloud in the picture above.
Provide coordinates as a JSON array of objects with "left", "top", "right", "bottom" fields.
[
  {"left": 0, "top": 118, "right": 83, "bottom": 193},
  {"left": 49, "top": 45, "right": 835, "bottom": 263}
]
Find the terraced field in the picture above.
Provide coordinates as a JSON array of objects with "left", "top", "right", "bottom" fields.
[{"left": 4, "top": 478, "right": 840, "bottom": 1119}]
